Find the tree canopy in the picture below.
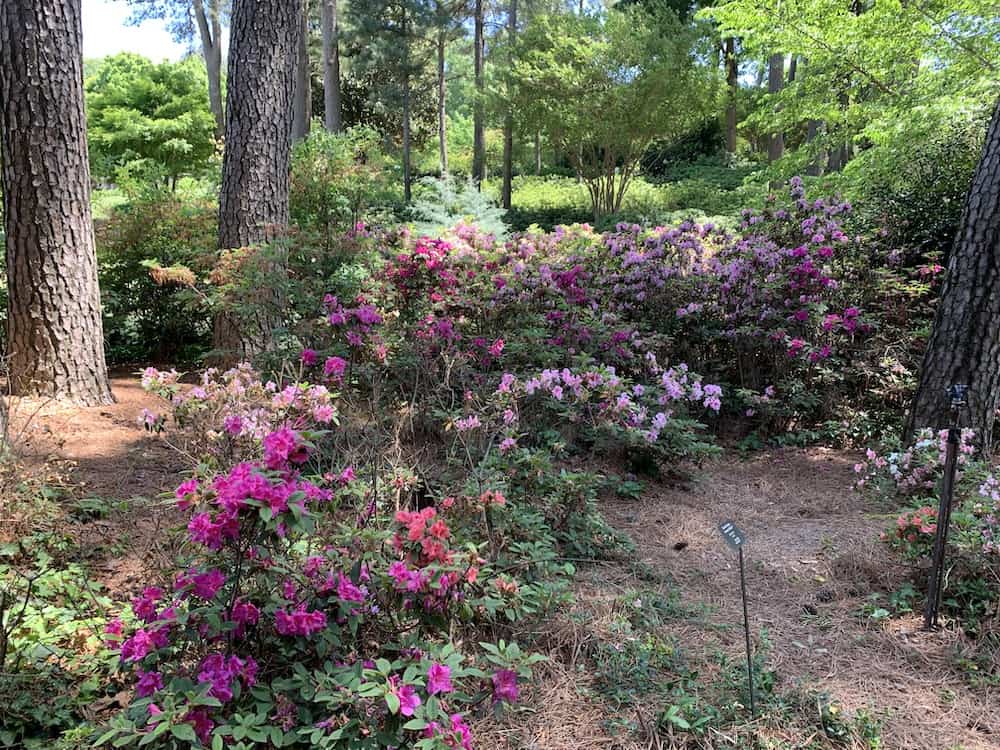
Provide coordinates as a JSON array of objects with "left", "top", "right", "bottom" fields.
[{"left": 85, "top": 53, "right": 217, "bottom": 186}]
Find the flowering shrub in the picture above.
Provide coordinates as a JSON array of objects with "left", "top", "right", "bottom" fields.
[
  {"left": 98, "top": 423, "right": 544, "bottom": 749},
  {"left": 856, "top": 431, "right": 999, "bottom": 634}
]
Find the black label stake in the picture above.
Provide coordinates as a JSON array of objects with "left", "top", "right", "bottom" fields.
[
  {"left": 719, "top": 520, "right": 755, "bottom": 719},
  {"left": 924, "top": 384, "right": 968, "bottom": 630}
]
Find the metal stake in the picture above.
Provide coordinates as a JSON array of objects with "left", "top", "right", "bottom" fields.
[
  {"left": 738, "top": 545, "right": 756, "bottom": 719},
  {"left": 923, "top": 384, "right": 968, "bottom": 630}
]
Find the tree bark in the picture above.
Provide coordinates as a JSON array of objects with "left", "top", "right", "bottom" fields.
[
  {"left": 0, "top": 0, "right": 113, "bottom": 405},
  {"left": 724, "top": 37, "right": 738, "bottom": 156},
  {"left": 321, "top": 0, "right": 342, "bottom": 131},
  {"left": 501, "top": 0, "right": 517, "bottom": 209},
  {"left": 292, "top": 0, "right": 312, "bottom": 142},
  {"left": 214, "top": 0, "right": 302, "bottom": 365},
  {"left": 534, "top": 131, "right": 541, "bottom": 175},
  {"left": 437, "top": 23, "right": 448, "bottom": 174},
  {"left": 906, "top": 96, "right": 1000, "bottom": 448},
  {"left": 472, "top": 0, "right": 485, "bottom": 185},
  {"left": 193, "top": 0, "right": 225, "bottom": 139},
  {"left": 766, "top": 53, "right": 784, "bottom": 162}
]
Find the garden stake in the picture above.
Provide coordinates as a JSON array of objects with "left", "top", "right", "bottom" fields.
[
  {"left": 923, "top": 384, "right": 968, "bottom": 630},
  {"left": 718, "top": 520, "right": 755, "bottom": 718}
]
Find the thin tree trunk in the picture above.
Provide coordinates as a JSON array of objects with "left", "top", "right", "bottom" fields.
[
  {"left": 437, "top": 24, "right": 448, "bottom": 174},
  {"left": 501, "top": 0, "right": 517, "bottom": 209},
  {"left": 214, "top": 0, "right": 302, "bottom": 365},
  {"left": 194, "top": 0, "right": 225, "bottom": 139},
  {"left": 767, "top": 53, "right": 784, "bottom": 162},
  {"left": 906, "top": 96, "right": 1000, "bottom": 448},
  {"left": 724, "top": 37, "right": 738, "bottom": 155},
  {"left": 534, "top": 131, "right": 541, "bottom": 174},
  {"left": 472, "top": 0, "right": 485, "bottom": 185},
  {"left": 292, "top": 0, "right": 312, "bottom": 142},
  {"left": 805, "top": 118, "right": 823, "bottom": 176},
  {"left": 403, "top": 71, "right": 412, "bottom": 201},
  {"left": 0, "top": 0, "right": 113, "bottom": 405},
  {"left": 787, "top": 54, "right": 798, "bottom": 83},
  {"left": 402, "top": 6, "right": 412, "bottom": 202},
  {"left": 321, "top": 0, "right": 342, "bottom": 131}
]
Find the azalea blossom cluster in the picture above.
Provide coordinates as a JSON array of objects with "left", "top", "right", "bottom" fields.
[
  {"left": 483, "top": 361, "right": 721, "bottom": 451},
  {"left": 389, "top": 507, "right": 481, "bottom": 613},
  {"left": 853, "top": 428, "right": 976, "bottom": 494},
  {"left": 323, "top": 293, "right": 387, "bottom": 360},
  {"left": 975, "top": 475, "right": 1000, "bottom": 555},
  {"left": 141, "top": 364, "right": 338, "bottom": 462},
  {"left": 880, "top": 505, "right": 938, "bottom": 558}
]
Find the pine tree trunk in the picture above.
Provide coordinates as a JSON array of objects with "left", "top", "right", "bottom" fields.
[
  {"left": 766, "top": 53, "right": 784, "bottom": 162},
  {"left": 472, "top": 0, "right": 485, "bottom": 185},
  {"left": 214, "top": 0, "right": 302, "bottom": 365},
  {"left": 724, "top": 37, "right": 738, "bottom": 155},
  {"left": 0, "top": 0, "right": 113, "bottom": 405},
  {"left": 194, "top": 0, "right": 225, "bottom": 139},
  {"left": 292, "top": 0, "right": 312, "bottom": 142},
  {"left": 906, "top": 96, "right": 1000, "bottom": 448},
  {"left": 501, "top": 0, "right": 517, "bottom": 209},
  {"left": 437, "top": 26, "right": 448, "bottom": 174},
  {"left": 322, "top": 0, "right": 342, "bottom": 131},
  {"left": 403, "top": 69, "right": 412, "bottom": 202}
]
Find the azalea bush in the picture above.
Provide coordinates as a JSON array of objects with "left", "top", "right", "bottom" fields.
[
  {"left": 855, "top": 430, "right": 1000, "bottom": 635},
  {"left": 98, "top": 419, "right": 545, "bottom": 749}
]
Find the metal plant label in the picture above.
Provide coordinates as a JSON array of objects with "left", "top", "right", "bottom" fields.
[{"left": 718, "top": 520, "right": 746, "bottom": 550}]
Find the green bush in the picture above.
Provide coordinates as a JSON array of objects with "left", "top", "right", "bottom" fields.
[
  {"left": 289, "top": 127, "right": 403, "bottom": 249},
  {"left": 96, "top": 190, "right": 216, "bottom": 365}
]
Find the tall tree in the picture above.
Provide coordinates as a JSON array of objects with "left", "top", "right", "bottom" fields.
[
  {"left": 193, "top": 0, "right": 225, "bottom": 138},
  {"left": 906, "top": 96, "right": 1000, "bottom": 448},
  {"left": 346, "top": 0, "right": 434, "bottom": 201},
  {"left": 432, "top": 0, "right": 466, "bottom": 174},
  {"left": 322, "top": 0, "right": 343, "bottom": 131},
  {"left": 0, "top": 0, "right": 113, "bottom": 405},
  {"left": 512, "top": 7, "right": 712, "bottom": 219},
  {"left": 472, "top": 0, "right": 486, "bottom": 184},
  {"left": 766, "top": 52, "right": 784, "bottom": 162},
  {"left": 723, "top": 36, "right": 738, "bottom": 155},
  {"left": 125, "top": 0, "right": 228, "bottom": 138},
  {"left": 85, "top": 53, "right": 217, "bottom": 187},
  {"left": 292, "top": 0, "right": 313, "bottom": 141},
  {"left": 501, "top": 0, "right": 518, "bottom": 208},
  {"left": 214, "top": 0, "right": 303, "bottom": 363}
]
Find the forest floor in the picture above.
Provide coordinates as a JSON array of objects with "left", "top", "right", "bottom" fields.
[{"left": 4, "top": 377, "right": 998, "bottom": 750}]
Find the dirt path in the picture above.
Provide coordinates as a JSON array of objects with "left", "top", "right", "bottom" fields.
[
  {"left": 619, "top": 449, "right": 998, "bottom": 748},
  {"left": 483, "top": 448, "right": 998, "bottom": 750},
  {"left": 6, "top": 375, "right": 186, "bottom": 592}
]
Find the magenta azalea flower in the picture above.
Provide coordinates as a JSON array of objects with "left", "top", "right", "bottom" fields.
[
  {"left": 427, "top": 662, "right": 453, "bottom": 695},
  {"left": 491, "top": 668, "right": 518, "bottom": 704}
]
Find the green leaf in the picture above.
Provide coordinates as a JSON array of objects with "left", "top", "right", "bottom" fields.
[
  {"left": 171, "top": 723, "right": 198, "bottom": 742},
  {"left": 385, "top": 692, "right": 401, "bottom": 715}
]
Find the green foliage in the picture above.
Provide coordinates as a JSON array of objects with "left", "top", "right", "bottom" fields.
[
  {"left": 844, "top": 105, "right": 989, "bottom": 256},
  {"left": 96, "top": 189, "right": 216, "bottom": 364},
  {"left": 290, "top": 127, "right": 403, "bottom": 245},
  {"left": 701, "top": 0, "right": 999, "bottom": 185},
  {"left": 510, "top": 6, "right": 716, "bottom": 218},
  {"left": 501, "top": 175, "right": 749, "bottom": 231},
  {"left": 85, "top": 53, "right": 218, "bottom": 185},
  {"left": 410, "top": 175, "right": 510, "bottom": 239}
]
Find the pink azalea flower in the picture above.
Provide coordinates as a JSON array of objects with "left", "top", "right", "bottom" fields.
[{"left": 427, "top": 662, "right": 453, "bottom": 695}]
